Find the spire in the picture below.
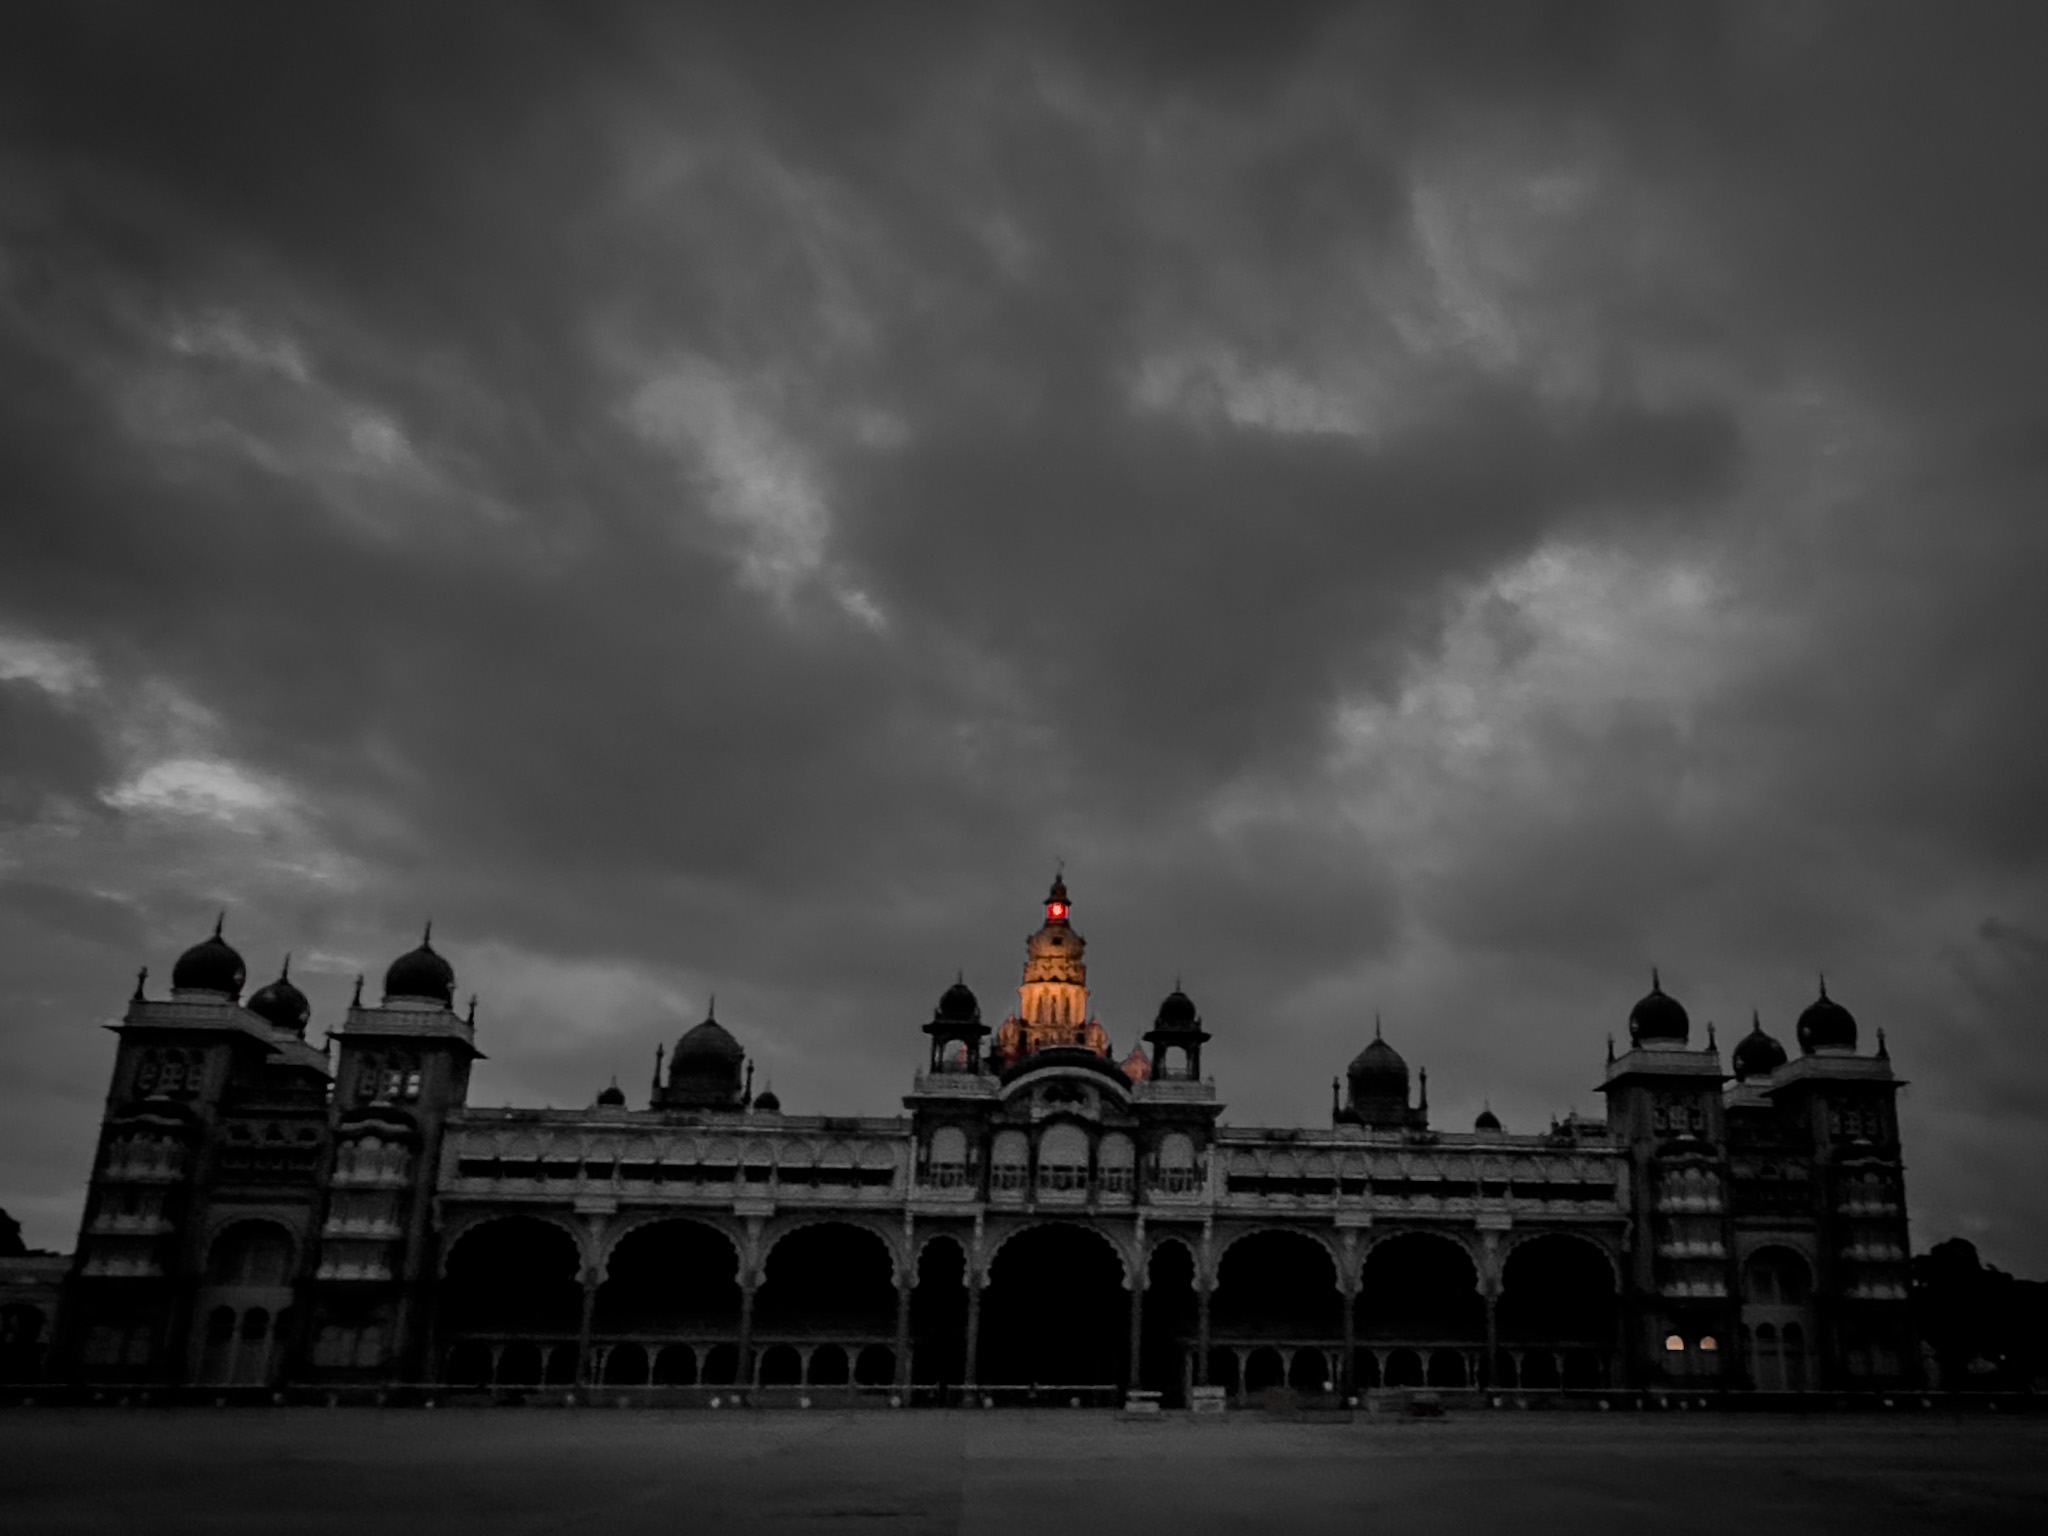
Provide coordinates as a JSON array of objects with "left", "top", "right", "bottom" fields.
[
  {"left": 707, "top": 993, "right": 717, "bottom": 1020},
  {"left": 1650, "top": 965, "right": 1662, "bottom": 993},
  {"left": 351, "top": 973, "right": 364, "bottom": 1007},
  {"left": 744, "top": 1059, "right": 755, "bottom": 1102},
  {"left": 466, "top": 994, "right": 478, "bottom": 1025},
  {"left": 422, "top": 919, "right": 434, "bottom": 947},
  {"left": 1606, "top": 1033, "right": 1615, "bottom": 1064},
  {"left": 1752, "top": 1008, "right": 1762, "bottom": 1031},
  {"left": 280, "top": 952, "right": 291, "bottom": 982},
  {"left": 1818, "top": 972, "right": 1828, "bottom": 999},
  {"left": 1331, "top": 1076, "right": 1340, "bottom": 1118},
  {"left": 1876, "top": 1026, "right": 1889, "bottom": 1059},
  {"left": 1418, "top": 1066, "right": 1429, "bottom": 1114},
  {"left": 213, "top": 911, "right": 225, "bottom": 939},
  {"left": 1706, "top": 1020, "right": 1717, "bottom": 1050},
  {"left": 132, "top": 965, "right": 148, "bottom": 1002},
  {"left": 652, "top": 1041, "right": 665, "bottom": 1095},
  {"left": 1374, "top": 1010, "right": 1382, "bottom": 1041}
]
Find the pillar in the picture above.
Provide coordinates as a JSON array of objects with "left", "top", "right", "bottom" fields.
[
  {"left": 894, "top": 1278, "right": 913, "bottom": 1391},
  {"left": 1127, "top": 1278, "right": 1144, "bottom": 1390},
  {"left": 1194, "top": 1285, "right": 1211, "bottom": 1385},
  {"left": 737, "top": 1275, "right": 756, "bottom": 1390},
  {"left": 1340, "top": 1284, "right": 1357, "bottom": 1394},
  {"left": 963, "top": 1272, "right": 982, "bottom": 1389},
  {"left": 1483, "top": 1290, "right": 1499, "bottom": 1389},
  {"left": 576, "top": 1271, "right": 599, "bottom": 1386}
]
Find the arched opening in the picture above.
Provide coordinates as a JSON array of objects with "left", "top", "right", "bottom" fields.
[
  {"left": 1743, "top": 1247, "right": 1812, "bottom": 1306},
  {"left": 1353, "top": 1349, "right": 1381, "bottom": 1388},
  {"left": 1426, "top": 1350, "right": 1467, "bottom": 1388},
  {"left": 700, "top": 1342, "right": 739, "bottom": 1385},
  {"left": 1212, "top": 1230, "right": 1342, "bottom": 1346},
  {"left": 195, "top": 1222, "right": 298, "bottom": 1385},
  {"left": 758, "top": 1343, "right": 802, "bottom": 1385},
  {"left": 855, "top": 1344, "right": 895, "bottom": 1386},
  {"left": 1782, "top": 1323, "right": 1808, "bottom": 1391},
  {"left": 593, "top": 1220, "right": 739, "bottom": 1344},
  {"left": 652, "top": 1343, "right": 696, "bottom": 1385},
  {"left": 1498, "top": 1234, "right": 1617, "bottom": 1386},
  {"left": 979, "top": 1224, "right": 1127, "bottom": 1388},
  {"left": 755, "top": 1223, "right": 896, "bottom": 1341},
  {"left": 497, "top": 1341, "right": 543, "bottom": 1386},
  {"left": 1244, "top": 1346, "right": 1285, "bottom": 1393},
  {"left": 1383, "top": 1347, "right": 1424, "bottom": 1387},
  {"left": 1288, "top": 1348, "right": 1332, "bottom": 1393},
  {"left": 1521, "top": 1350, "right": 1561, "bottom": 1389},
  {"left": 444, "top": 1340, "right": 492, "bottom": 1386},
  {"left": 1742, "top": 1247, "right": 1814, "bottom": 1391},
  {"left": 207, "top": 1222, "right": 296, "bottom": 1286},
  {"left": 0, "top": 1305, "right": 47, "bottom": 1383},
  {"left": 441, "top": 1217, "right": 582, "bottom": 1339},
  {"left": 545, "top": 1343, "right": 579, "bottom": 1385},
  {"left": 1139, "top": 1240, "right": 1198, "bottom": 1404},
  {"left": 1357, "top": 1233, "right": 1483, "bottom": 1350},
  {"left": 808, "top": 1343, "right": 850, "bottom": 1385},
  {"left": 603, "top": 1342, "right": 649, "bottom": 1385},
  {"left": 910, "top": 1236, "right": 968, "bottom": 1388},
  {"left": 1207, "top": 1347, "right": 1241, "bottom": 1395}
]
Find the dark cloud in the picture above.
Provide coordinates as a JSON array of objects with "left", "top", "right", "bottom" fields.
[{"left": 1, "top": 2, "right": 2046, "bottom": 1273}]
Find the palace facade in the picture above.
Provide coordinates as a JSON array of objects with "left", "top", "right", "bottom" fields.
[{"left": 35, "top": 877, "right": 1919, "bottom": 1400}]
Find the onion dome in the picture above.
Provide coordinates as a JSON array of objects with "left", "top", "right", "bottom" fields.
[
  {"left": 1628, "top": 969, "right": 1690, "bottom": 1046},
  {"left": 596, "top": 1078, "right": 627, "bottom": 1108},
  {"left": 1795, "top": 977, "right": 1857, "bottom": 1054},
  {"left": 1120, "top": 1043, "right": 1151, "bottom": 1082},
  {"left": 935, "top": 979, "right": 981, "bottom": 1022},
  {"left": 383, "top": 925, "right": 455, "bottom": 1006},
  {"left": 1153, "top": 988, "right": 1200, "bottom": 1030},
  {"left": 1474, "top": 1106, "right": 1502, "bottom": 1132},
  {"left": 1732, "top": 1011, "right": 1788, "bottom": 1080},
  {"left": 171, "top": 915, "right": 246, "bottom": 999},
  {"left": 752, "top": 1089, "right": 782, "bottom": 1114},
  {"left": 673, "top": 1014, "right": 744, "bottom": 1069},
  {"left": 246, "top": 956, "right": 311, "bottom": 1035},
  {"left": 1347, "top": 1035, "right": 1409, "bottom": 1097}
]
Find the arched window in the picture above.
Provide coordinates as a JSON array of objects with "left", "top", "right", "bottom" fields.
[
  {"left": 1664, "top": 1334, "right": 1685, "bottom": 1352},
  {"left": 1699, "top": 1335, "right": 1718, "bottom": 1352},
  {"left": 927, "top": 1126, "right": 968, "bottom": 1188},
  {"left": 1156, "top": 1133, "right": 1198, "bottom": 1193},
  {"left": 990, "top": 1130, "right": 1029, "bottom": 1192},
  {"left": 1037, "top": 1122, "right": 1089, "bottom": 1191}
]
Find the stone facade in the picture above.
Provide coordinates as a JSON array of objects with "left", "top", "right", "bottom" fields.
[{"left": 47, "top": 883, "right": 1918, "bottom": 1398}]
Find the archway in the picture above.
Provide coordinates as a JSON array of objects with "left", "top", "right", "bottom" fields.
[
  {"left": 195, "top": 1221, "right": 298, "bottom": 1385},
  {"left": 755, "top": 1223, "right": 896, "bottom": 1340},
  {"left": 910, "top": 1236, "right": 968, "bottom": 1388},
  {"left": 1498, "top": 1234, "right": 1617, "bottom": 1386},
  {"left": 855, "top": 1345, "right": 895, "bottom": 1386},
  {"left": 603, "top": 1342, "right": 649, "bottom": 1385},
  {"left": 593, "top": 1220, "right": 739, "bottom": 1341},
  {"left": 978, "top": 1224, "right": 1127, "bottom": 1388},
  {"left": 1288, "top": 1347, "right": 1332, "bottom": 1393},
  {"left": 1742, "top": 1248, "right": 1814, "bottom": 1390},
  {"left": 0, "top": 1304, "right": 46, "bottom": 1383},
  {"left": 758, "top": 1343, "right": 802, "bottom": 1385},
  {"left": 652, "top": 1343, "right": 697, "bottom": 1385},
  {"left": 1357, "top": 1233, "right": 1483, "bottom": 1348},
  {"left": 1139, "top": 1240, "right": 1199, "bottom": 1404},
  {"left": 808, "top": 1343, "right": 849, "bottom": 1385},
  {"left": 441, "top": 1217, "right": 581, "bottom": 1343},
  {"left": 1213, "top": 1230, "right": 1342, "bottom": 1345},
  {"left": 1244, "top": 1346, "right": 1285, "bottom": 1393}
]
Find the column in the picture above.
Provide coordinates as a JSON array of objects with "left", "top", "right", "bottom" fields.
[
  {"left": 1194, "top": 1285, "right": 1212, "bottom": 1385},
  {"left": 1340, "top": 1283, "right": 1357, "bottom": 1394},
  {"left": 576, "top": 1270, "right": 599, "bottom": 1386},
  {"left": 737, "top": 1275, "right": 756, "bottom": 1390},
  {"left": 894, "top": 1279, "right": 913, "bottom": 1392},
  {"left": 1483, "top": 1290, "right": 1499, "bottom": 1389},
  {"left": 1127, "top": 1279, "right": 1144, "bottom": 1390},
  {"left": 963, "top": 1272, "right": 982, "bottom": 1390}
]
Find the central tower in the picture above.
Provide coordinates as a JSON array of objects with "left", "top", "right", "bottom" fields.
[{"left": 995, "top": 873, "right": 1109, "bottom": 1064}]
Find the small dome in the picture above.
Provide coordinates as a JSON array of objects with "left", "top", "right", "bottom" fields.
[
  {"left": 171, "top": 919, "right": 246, "bottom": 999},
  {"left": 1628, "top": 971, "right": 1690, "bottom": 1045},
  {"left": 384, "top": 929, "right": 454, "bottom": 1006},
  {"left": 1796, "top": 979, "right": 1857, "bottom": 1054},
  {"left": 1732, "top": 1013, "right": 1788, "bottom": 1081},
  {"left": 672, "top": 1014, "right": 744, "bottom": 1069},
  {"left": 246, "top": 958, "right": 310, "bottom": 1035},
  {"left": 936, "top": 980, "right": 981, "bottom": 1022},
  {"left": 753, "top": 1089, "right": 782, "bottom": 1113},
  {"left": 596, "top": 1079, "right": 627, "bottom": 1108},
  {"left": 1153, "top": 988, "right": 1200, "bottom": 1030},
  {"left": 1474, "top": 1107, "right": 1502, "bottom": 1132},
  {"left": 1347, "top": 1035, "right": 1408, "bottom": 1090},
  {"left": 1120, "top": 1043, "right": 1151, "bottom": 1082}
]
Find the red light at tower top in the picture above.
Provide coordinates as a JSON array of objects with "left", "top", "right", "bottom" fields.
[{"left": 1047, "top": 902, "right": 1068, "bottom": 920}]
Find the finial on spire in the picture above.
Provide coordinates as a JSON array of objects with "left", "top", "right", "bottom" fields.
[
  {"left": 1876, "top": 1026, "right": 1889, "bottom": 1059},
  {"left": 1752, "top": 1008, "right": 1762, "bottom": 1031},
  {"left": 1374, "top": 1010, "right": 1382, "bottom": 1040},
  {"left": 1606, "top": 1033, "right": 1615, "bottom": 1064},
  {"left": 213, "top": 911, "right": 225, "bottom": 938},
  {"left": 744, "top": 1059, "right": 755, "bottom": 1101},
  {"left": 652, "top": 1041, "right": 665, "bottom": 1095},
  {"left": 1651, "top": 965, "right": 1662, "bottom": 992},
  {"left": 1818, "top": 972, "right": 1829, "bottom": 999},
  {"left": 132, "top": 965, "right": 148, "bottom": 1002},
  {"left": 422, "top": 919, "right": 434, "bottom": 947},
  {"left": 280, "top": 953, "right": 291, "bottom": 981},
  {"left": 707, "top": 993, "right": 717, "bottom": 1020},
  {"left": 466, "top": 994, "right": 477, "bottom": 1025},
  {"left": 1331, "top": 1076, "right": 1340, "bottom": 1117},
  {"left": 1707, "top": 1020, "right": 1718, "bottom": 1050},
  {"left": 1418, "top": 1066, "right": 1429, "bottom": 1113},
  {"left": 351, "top": 973, "right": 364, "bottom": 1006}
]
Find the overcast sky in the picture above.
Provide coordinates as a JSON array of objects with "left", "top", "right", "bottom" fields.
[{"left": 3, "top": 2, "right": 2046, "bottom": 1271}]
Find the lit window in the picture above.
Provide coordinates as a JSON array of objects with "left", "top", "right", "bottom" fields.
[
  {"left": 1664, "top": 1334, "right": 1685, "bottom": 1352},
  {"left": 1699, "top": 1336, "right": 1719, "bottom": 1352},
  {"left": 1048, "top": 903, "right": 1067, "bottom": 919}
]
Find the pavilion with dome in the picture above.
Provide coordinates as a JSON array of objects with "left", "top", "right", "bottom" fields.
[{"left": 32, "top": 876, "right": 1918, "bottom": 1401}]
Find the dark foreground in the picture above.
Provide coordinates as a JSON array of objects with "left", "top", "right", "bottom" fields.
[{"left": 3, "top": 1408, "right": 2043, "bottom": 1535}]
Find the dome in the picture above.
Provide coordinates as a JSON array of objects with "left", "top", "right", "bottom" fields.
[
  {"left": 1628, "top": 970, "right": 1690, "bottom": 1045},
  {"left": 1732, "top": 1013, "right": 1788, "bottom": 1081},
  {"left": 935, "top": 980, "right": 981, "bottom": 1022},
  {"left": 171, "top": 918, "right": 246, "bottom": 999},
  {"left": 1347, "top": 1035, "right": 1408, "bottom": 1092},
  {"left": 1796, "top": 979, "right": 1857, "bottom": 1054},
  {"left": 1153, "top": 988, "right": 1200, "bottom": 1030},
  {"left": 753, "top": 1089, "right": 782, "bottom": 1114},
  {"left": 596, "top": 1079, "right": 627, "bottom": 1108},
  {"left": 672, "top": 1015, "right": 744, "bottom": 1071},
  {"left": 1474, "top": 1107, "right": 1502, "bottom": 1132},
  {"left": 246, "top": 957, "right": 310, "bottom": 1035},
  {"left": 383, "top": 929, "right": 454, "bottom": 1007}
]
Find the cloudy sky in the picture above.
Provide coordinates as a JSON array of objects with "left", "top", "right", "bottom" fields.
[{"left": 3, "top": 2, "right": 2046, "bottom": 1270}]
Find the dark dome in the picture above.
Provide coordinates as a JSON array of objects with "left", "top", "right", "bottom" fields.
[
  {"left": 246, "top": 959, "right": 310, "bottom": 1035},
  {"left": 596, "top": 1080, "right": 627, "bottom": 1108},
  {"left": 1796, "top": 980, "right": 1857, "bottom": 1054},
  {"left": 936, "top": 980, "right": 981, "bottom": 1022},
  {"left": 1628, "top": 971, "right": 1690, "bottom": 1045},
  {"left": 1347, "top": 1036, "right": 1408, "bottom": 1090},
  {"left": 672, "top": 1015, "right": 744, "bottom": 1070},
  {"left": 384, "top": 931, "right": 454, "bottom": 1006},
  {"left": 1153, "top": 988, "right": 1200, "bottom": 1030},
  {"left": 1474, "top": 1107, "right": 1502, "bottom": 1132},
  {"left": 1732, "top": 1014, "right": 1788, "bottom": 1081},
  {"left": 171, "top": 920, "right": 246, "bottom": 999},
  {"left": 753, "top": 1089, "right": 782, "bottom": 1113}
]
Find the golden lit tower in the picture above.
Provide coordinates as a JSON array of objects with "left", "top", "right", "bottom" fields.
[{"left": 994, "top": 874, "right": 1110, "bottom": 1065}]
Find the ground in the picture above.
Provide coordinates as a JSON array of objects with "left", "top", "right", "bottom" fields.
[{"left": 2, "top": 1408, "right": 2043, "bottom": 1534}]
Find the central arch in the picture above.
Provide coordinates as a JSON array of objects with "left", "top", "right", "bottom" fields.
[
  {"left": 1356, "top": 1231, "right": 1483, "bottom": 1383},
  {"left": 754, "top": 1222, "right": 898, "bottom": 1368},
  {"left": 978, "top": 1223, "right": 1127, "bottom": 1389},
  {"left": 1498, "top": 1232, "right": 1619, "bottom": 1389},
  {"left": 1213, "top": 1229, "right": 1342, "bottom": 1342},
  {"left": 438, "top": 1215, "right": 582, "bottom": 1386},
  {"left": 593, "top": 1218, "right": 741, "bottom": 1338}
]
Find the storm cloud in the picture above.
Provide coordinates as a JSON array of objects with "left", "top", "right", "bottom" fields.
[{"left": 3, "top": 1, "right": 2047, "bottom": 1271}]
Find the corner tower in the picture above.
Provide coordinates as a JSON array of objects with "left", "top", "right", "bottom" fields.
[{"left": 995, "top": 874, "right": 1109, "bottom": 1066}]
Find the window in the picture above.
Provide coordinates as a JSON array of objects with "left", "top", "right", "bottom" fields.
[
  {"left": 1664, "top": 1334, "right": 1685, "bottom": 1352},
  {"left": 136, "top": 1053, "right": 160, "bottom": 1093},
  {"left": 1699, "top": 1336, "right": 1718, "bottom": 1352}
]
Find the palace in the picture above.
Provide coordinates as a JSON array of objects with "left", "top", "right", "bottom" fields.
[{"left": 16, "top": 876, "right": 1920, "bottom": 1400}]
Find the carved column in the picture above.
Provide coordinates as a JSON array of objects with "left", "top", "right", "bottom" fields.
[
  {"left": 1194, "top": 1285, "right": 1211, "bottom": 1385},
  {"left": 1340, "top": 1282, "right": 1357, "bottom": 1394},
  {"left": 1127, "top": 1274, "right": 1144, "bottom": 1390},
  {"left": 894, "top": 1276, "right": 913, "bottom": 1391},
  {"left": 576, "top": 1268, "right": 600, "bottom": 1386},
  {"left": 737, "top": 1277, "right": 757, "bottom": 1389},
  {"left": 963, "top": 1271, "right": 982, "bottom": 1390}
]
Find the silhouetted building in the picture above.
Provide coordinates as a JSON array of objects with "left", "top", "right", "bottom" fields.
[{"left": 45, "top": 881, "right": 1917, "bottom": 1399}]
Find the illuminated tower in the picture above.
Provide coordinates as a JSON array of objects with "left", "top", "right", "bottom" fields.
[{"left": 994, "top": 874, "right": 1110, "bottom": 1065}]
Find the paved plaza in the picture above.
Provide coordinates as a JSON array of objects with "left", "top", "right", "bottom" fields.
[{"left": 2, "top": 1408, "right": 2042, "bottom": 1535}]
